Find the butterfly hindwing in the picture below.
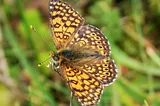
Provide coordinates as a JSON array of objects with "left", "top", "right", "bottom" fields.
[
  {"left": 68, "top": 25, "right": 111, "bottom": 57},
  {"left": 80, "top": 57, "right": 117, "bottom": 86}
]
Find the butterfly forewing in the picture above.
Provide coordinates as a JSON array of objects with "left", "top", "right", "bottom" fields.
[{"left": 49, "top": 0, "right": 84, "bottom": 49}]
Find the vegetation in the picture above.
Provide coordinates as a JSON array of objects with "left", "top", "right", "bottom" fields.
[{"left": 1, "top": 0, "right": 160, "bottom": 106}]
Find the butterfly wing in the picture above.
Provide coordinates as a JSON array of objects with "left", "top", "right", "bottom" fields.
[
  {"left": 61, "top": 63, "right": 104, "bottom": 106},
  {"left": 81, "top": 57, "right": 117, "bottom": 86},
  {"left": 49, "top": 0, "right": 84, "bottom": 49},
  {"left": 68, "top": 25, "right": 111, "bottom": 57}
]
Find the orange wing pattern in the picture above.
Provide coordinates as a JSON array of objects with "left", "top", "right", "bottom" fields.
[
  {"left": 68, "top": 25, "right": 111, "bottom": 57},
  {"left": 49, "top": 0, "right": 84, "bottom": 49},
  {"left": 81, "top": 57, "right": 117, "bottom": 86},
  {"left": 61, "top": 63, "right": 104, "bottom": 106}
]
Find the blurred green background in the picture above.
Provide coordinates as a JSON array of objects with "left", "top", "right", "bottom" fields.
[{"left": 1, "top": 0, "right": 160, "bottom": 106}]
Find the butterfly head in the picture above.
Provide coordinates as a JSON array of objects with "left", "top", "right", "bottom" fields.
[{"left": 49, "top": 51, "right": 60, "bottom": 72}]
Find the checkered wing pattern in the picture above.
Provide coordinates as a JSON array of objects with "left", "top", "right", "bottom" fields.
[
  {"left": 68, "top": 25, "right": 111, "bottom": 57},
  {"left": 81, "top": 57, "right": 117, "bottom": 86},
  {"left": 61, "top": 63, "right": 104, "bottom": 106},
  {"left": 49, "top": 0, "right": 84, "bottom": 49}
]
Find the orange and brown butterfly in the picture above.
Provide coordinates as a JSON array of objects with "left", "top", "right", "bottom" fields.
[{"left": 48, "top": 0, "right": 118, "bottom": 106}]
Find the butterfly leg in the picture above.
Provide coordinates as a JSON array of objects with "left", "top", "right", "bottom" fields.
[
  {"left": 56, "top": 70, "right": 65, "bottom": 81},
  {"left": 50, "top": 62, "right": 66, "bottom": 81},
  {"left": 70, "top": 91, "right": 73, "bottom": 106}
]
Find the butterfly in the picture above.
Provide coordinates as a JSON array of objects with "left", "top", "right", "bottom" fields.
[{"left": 48, "top": 0, "right": 118, "bottom": 106}]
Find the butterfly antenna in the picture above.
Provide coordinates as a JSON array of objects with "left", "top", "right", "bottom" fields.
[
  {"left": 30, "top": 25, "right": 53, "bottom": 50},
  {"left": 38, "top": 56, "right": 51, "bottom": 67}
]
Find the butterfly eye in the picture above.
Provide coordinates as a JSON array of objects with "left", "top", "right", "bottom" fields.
[{"left": 53, "top": 55, "right": 59, "bottom": 61}]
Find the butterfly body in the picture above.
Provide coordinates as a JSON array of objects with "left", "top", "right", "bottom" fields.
[{"left": 49, "top": 0, "right": 118, "bottom": 106}]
